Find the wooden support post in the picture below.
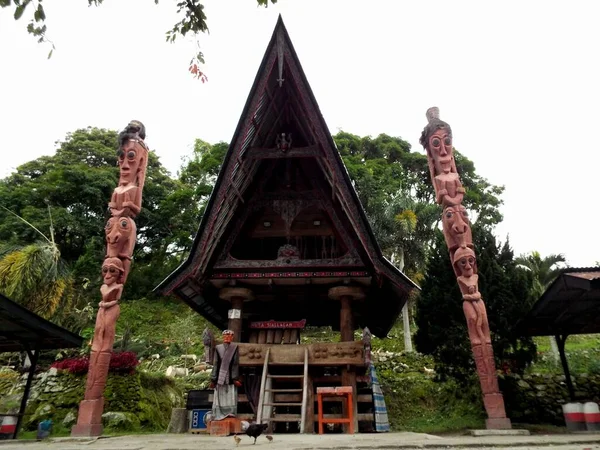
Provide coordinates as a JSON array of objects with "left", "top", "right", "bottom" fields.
[
  {"left": 328, "top": 286, "right": 364, "bottom": 434},
  {"left": 219, "top": 287, "right": 253, "bottom": 342},
  {"left": 556, "top": 334, "right": 575, "bottom": 401},
  {"left": 340, "top": 296, "right": 353, "bottom": 342},
  {"left": 341, "top": 367, "right": 358, "bottom": 433},
  {"left": 14, "top": 346, "right": 38, "bottom": 440},
  {"left": 229, "top": 297, "right": 244, "bottom": 341}
]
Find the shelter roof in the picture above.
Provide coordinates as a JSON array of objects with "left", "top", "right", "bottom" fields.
[
  {"left": 155, "top": 17, "right": 418, "bottom": 336},
  {"left": 517, "top": 267, "right": 600, "bottom": 337},
  {"left": 0, "top": 293, "right": 83, "bottom": 352}
]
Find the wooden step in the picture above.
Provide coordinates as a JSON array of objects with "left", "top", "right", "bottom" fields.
[
  {"left": 263, "top": 402, "right": 302, "bottom": 407},
  {"left": 266, "top": 413, "right": 374, "bottom": 423},
  {"left": 266, "top": 388, "right": 303, "bottom": 393},
  {"left": 313, "top": 413, "right": 374, "bottom": 422},
  {"left": 312, "top": 376, "right": 341, "bottom": 383},
  {"left": 265, "top": 414, "right": 301, "bottom": 422},
  {"left": 319, "top": 394, "right": 373, "bottom": 403},
  {"left": 267, "top": 374, "right": 303, "bottom": 379},
  {"left": 269, "top": 361, "right": 305, "bottom": 366}
]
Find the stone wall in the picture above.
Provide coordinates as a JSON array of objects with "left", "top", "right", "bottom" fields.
[
  {"left": 0, "top": 368, "right": 183, "bottom": 432},
  {"left": 500, "top": 373, "right": 600, "bottom": 425}
]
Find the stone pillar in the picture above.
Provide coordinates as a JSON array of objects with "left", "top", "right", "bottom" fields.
[
  {"left": 328, "top": 286, "right": 365, "bottom": 433},
  {"left": 219, "top": 287, "right": 253, "bottom": 342}
]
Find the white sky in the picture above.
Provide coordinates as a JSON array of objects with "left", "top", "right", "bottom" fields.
[{"left": 0, "top": 0, "right": 598, "bottom": 268}]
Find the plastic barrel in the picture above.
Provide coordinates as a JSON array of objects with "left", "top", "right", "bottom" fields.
[
  {"left": 0, "top": 415, "right": 17, "bottom": 439},
  {"left": 584, "top": 402, "right": 600, "bottom": 431},
  {"left": 562, "top": 402, "right": 586, "bottom": 432}
]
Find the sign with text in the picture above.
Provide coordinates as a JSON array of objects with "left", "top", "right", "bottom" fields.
[{"left": 249, "top": 319, "right": 306, "bottom": 329}]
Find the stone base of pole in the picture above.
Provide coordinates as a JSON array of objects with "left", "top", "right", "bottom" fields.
[
  {"left": 485, "top": 417, "right": 512, "bottom": 430},
  {"left": 71, "top": 398, "right": 104, "bottom": 437}
]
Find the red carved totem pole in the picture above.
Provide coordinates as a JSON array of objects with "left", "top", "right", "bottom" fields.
[
  {"left": 420, "top": 108, "right": 511, "bottom": 430},
  {"left": 72, "top": 121, "right": 148, "bottom": 437}
]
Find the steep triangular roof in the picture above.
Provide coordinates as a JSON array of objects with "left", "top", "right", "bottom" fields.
[{"left": 156, "top": 17, "right": 417, "bottom": 336}]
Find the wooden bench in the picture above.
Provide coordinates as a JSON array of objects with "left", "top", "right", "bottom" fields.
[{"left": 316, "top": 386, "right": 353, "bottom": 434}]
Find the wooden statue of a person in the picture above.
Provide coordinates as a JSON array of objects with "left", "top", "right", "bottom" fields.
[
  {"left": 209, "top": 329, "right": 242, "bottom": 420},
  {"left": 85, "top": 257, "right": 124, "bottom": 400},
  {"left": 109, "top": 136, "right": 148, "bottom": 218}
]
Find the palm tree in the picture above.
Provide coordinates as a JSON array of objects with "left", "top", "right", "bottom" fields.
[
  {"left": 516, "top": 251, "right": 566, "bottom": 361},
  {"left": 0, "top": 206, "right": 73, "bottom": 319},
  {"left": 376, "top": 195, "right": 438, "bottom": 352}
]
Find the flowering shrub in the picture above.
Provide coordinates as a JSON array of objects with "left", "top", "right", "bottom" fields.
[
  {"left": 51, "top": 352, "right": 139, "bottom": 375},
  {"left": 110, "top": 351, "right": 140, "bottom": 373},
  {"left": 51, "top": 357, "right": 89, "bottom": 374}
]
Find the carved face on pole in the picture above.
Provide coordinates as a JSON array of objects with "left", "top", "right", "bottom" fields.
[
  {"left": 443, "top": 205, "right": 470, "bottom": 235},
  {"left": 428, "top": 128, "right": 453, "bottom": 174},
  {"left": 102, "top": 257, "right": 124, "bottom": 285},
  {"left": 105, "top": 216, "right": 136, "bottom": 257},
  {"left": 442, "top": 205, "right": 473, "bottom": 251},
  {"left": 453, "top": 246, "right": 477, "bottom": 277},
  {"left": 118, "top": 140, "right": 145, "bottom": 186}
]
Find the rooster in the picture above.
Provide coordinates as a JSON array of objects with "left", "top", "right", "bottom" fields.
[
  {"left": 265, "top": 435, "right": 273, "bottom": 443},
  {"left": 242, "top": 422, "right": 269, "bottom": 445},
  {"left": 233, "top": 435, "right": 241, "bottom": 446}
]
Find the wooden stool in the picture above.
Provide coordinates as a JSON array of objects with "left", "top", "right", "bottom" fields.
[{"left": 317, "top": 386, "right": 354, "bottom": 434}]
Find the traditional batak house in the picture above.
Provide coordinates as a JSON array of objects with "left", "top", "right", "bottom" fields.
[{"left": 156, "top": 17, "right": 417, "bottom": 434}]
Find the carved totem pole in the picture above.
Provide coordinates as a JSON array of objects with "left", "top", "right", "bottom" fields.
[
  {"left": 420, "top": 108, "right": 511, "bottom": 430},
  {"left": 71, "top": 121, "right": 148, "bottom": 437}
]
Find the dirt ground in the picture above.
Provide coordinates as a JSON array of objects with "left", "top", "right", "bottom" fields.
[{"left": 1, "top": 432, "right": 600, "bottom": 450}]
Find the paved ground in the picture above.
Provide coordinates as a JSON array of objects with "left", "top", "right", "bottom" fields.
[{"left": 1, "top": 432, "right": 600, "bottom": 450}]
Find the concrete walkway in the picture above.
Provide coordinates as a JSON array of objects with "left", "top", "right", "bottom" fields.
[{"left": 1, "top": 432, "right": 600, "bottom": 450}]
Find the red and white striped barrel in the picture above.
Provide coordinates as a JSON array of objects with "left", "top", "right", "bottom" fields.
[
  {"left": 562, "top": 402, "right": 586, "bottom": 431},
  {"left": 583, "top": 402, "right": 600, "bottom": 431},
  {"left": 0, "top": 415, "right": 17, "bottom": 438}
]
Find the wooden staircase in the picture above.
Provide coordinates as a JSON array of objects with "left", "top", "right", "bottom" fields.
[{"left": 256, "top": 347, "right": 309, "bottom": 432}]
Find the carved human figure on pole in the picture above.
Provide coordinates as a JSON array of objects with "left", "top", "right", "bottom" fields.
[
  {"left": 420, "top": 107, "right": 510, "bottom": 429},
  {"left": 109, "top": 138, "right": 148, "bottom": 217},
  {"left": 85, "top": 258, "right": 124, "bottom": 400},
  {"left": 105, "top": 216, "right": 136, "bottom": 283},
  {"left": 73, "top": 120, "right": 148, "bottom": 437},
  {"left": 209, "top": 329, "right": 242, "bottom": 420},
  {"left": 425, "top": 122, "right": 465, "bottom": 206}
]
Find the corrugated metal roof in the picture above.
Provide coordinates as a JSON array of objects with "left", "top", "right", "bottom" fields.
[{"left": 567, "top": 271, "right": 600, "bottom": 281}]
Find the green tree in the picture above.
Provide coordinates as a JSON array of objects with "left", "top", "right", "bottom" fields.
[
  {"left": 414, "top": 226, "right": 536, "bottom": 382},
  {"left": 515, "top": 251, "right": 566, "bottom": 361},
  {"left": 515, "top": 251, "right": 566, "bottom": 298},
  {"left": 0, "top": 127, "right": 213, "bottom": 321},
  {"left": 333, "top": 131, "right": 504, "bottom": 350}
]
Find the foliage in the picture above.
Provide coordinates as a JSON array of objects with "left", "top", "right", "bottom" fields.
[
  {"left": 332, "top": 131, "right": 504, "bottom": 281},
  {"left": 0, "top": 241, "right": 72, "bottom": 318},
  {"left": 51, "top": 351, "right": 139, "bottom": 374},
  {"left": 378, "top": 371, "right": 485, "bottom": 432},
  {"left": 115, "top": 298, "right": 215, "bottom": 359},
  {"left": 1, "top": 0, "right": 277, "bottom": 75},
  {"left": 0, "top": 127, "right": 215, "bottom": 327},
  {"left": 515, "top": 251, "right": 566, "bottom": 298},
  {"left": 414, "top": 226, "right": 537, "bottom": 382}
]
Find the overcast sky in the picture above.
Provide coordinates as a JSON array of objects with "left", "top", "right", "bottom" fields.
[{"left": 1, "top": 0, "right": 598, "bottom": 268}]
